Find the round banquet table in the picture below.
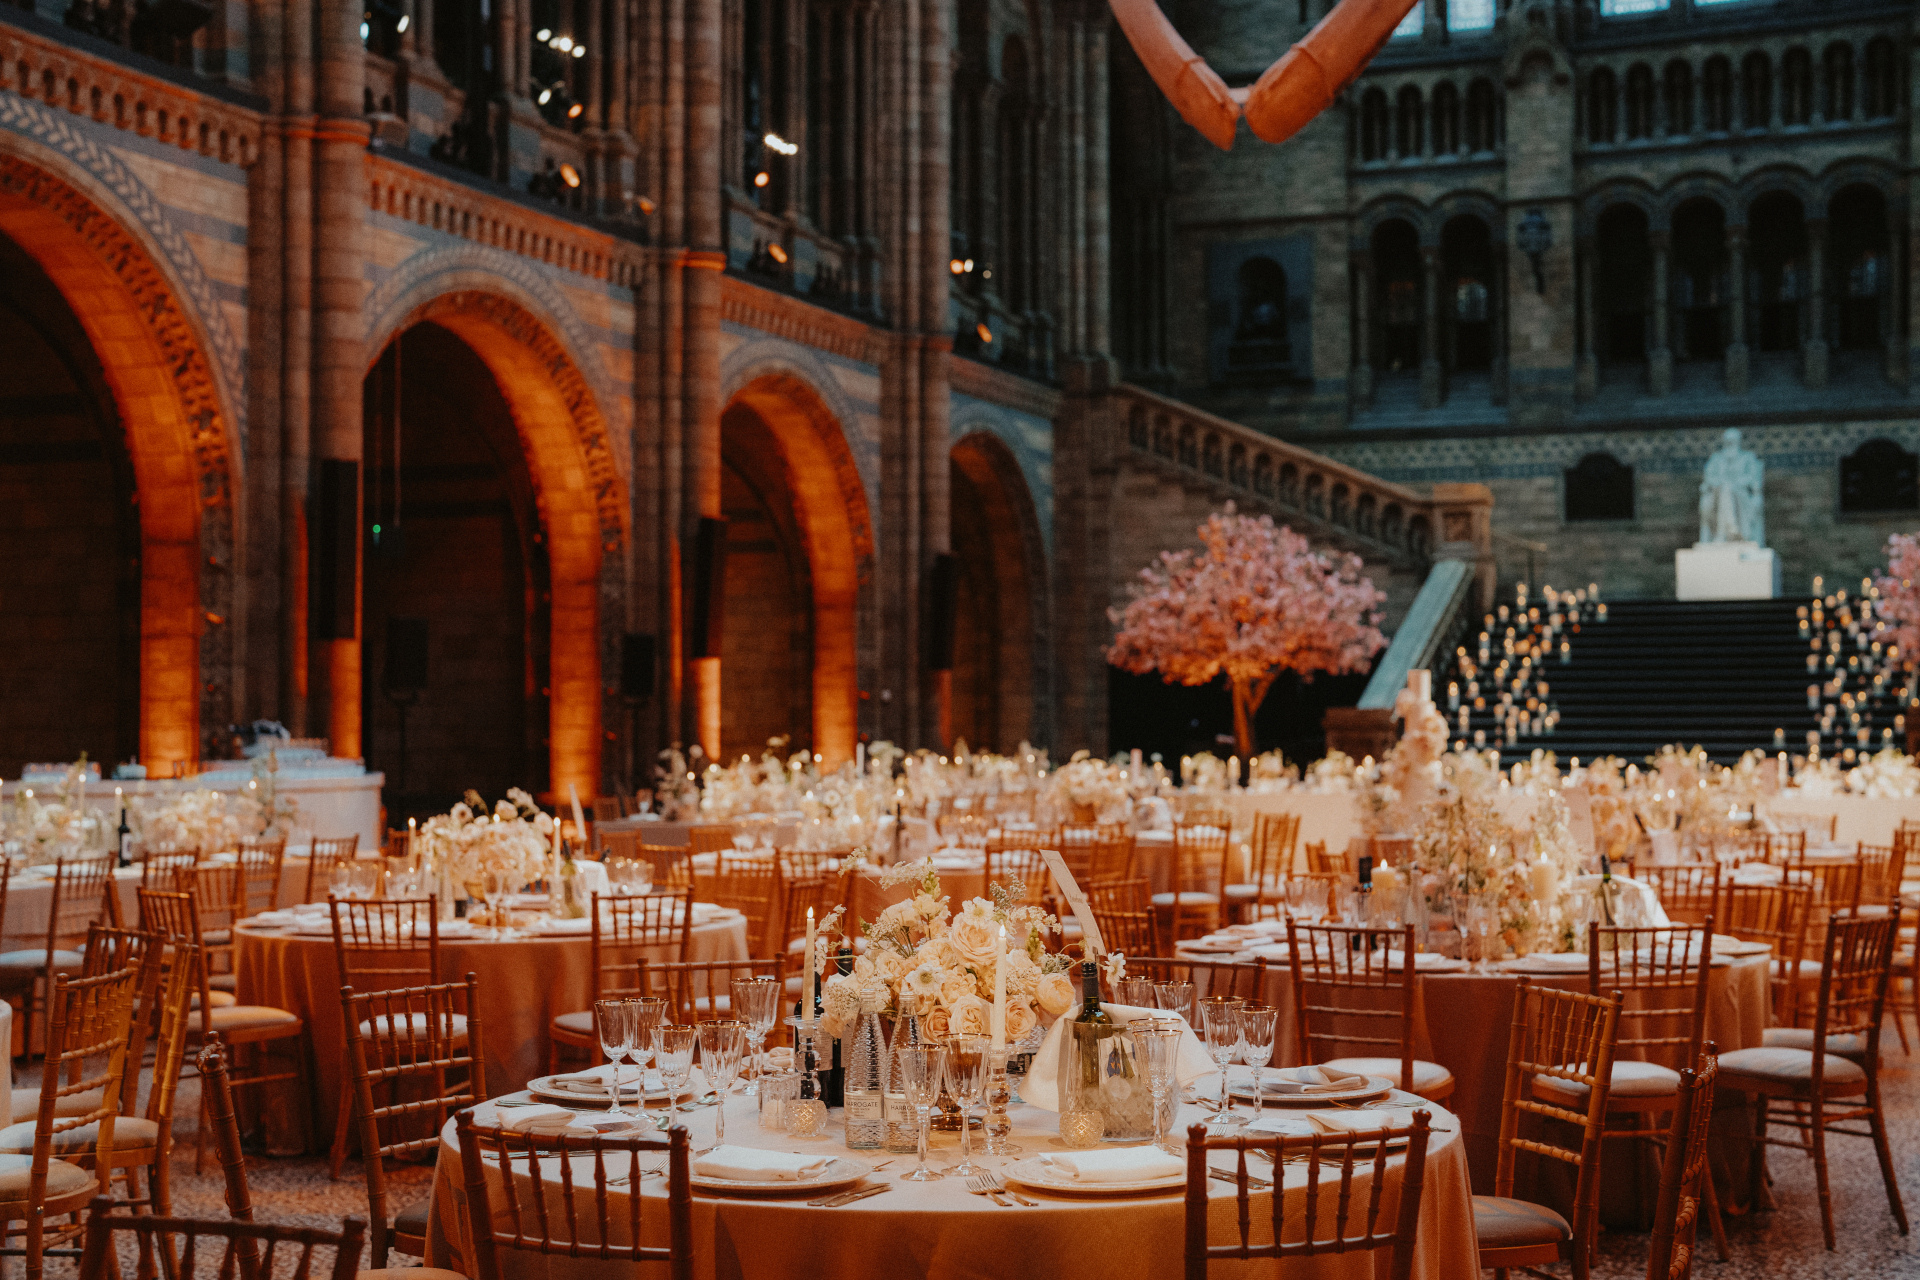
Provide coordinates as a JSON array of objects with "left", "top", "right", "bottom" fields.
[
  {"left": 422, "top": 1089, "right": 1478, "bottom": 1280},
  {"left": 234, "top": 911, "right": 750, "bottom": 1144},
  {"left": 1171, "top": 944, "right": 1772, "bottom": 1203}
]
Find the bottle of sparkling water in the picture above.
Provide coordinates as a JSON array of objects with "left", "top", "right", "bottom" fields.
[{"left": 842, "top": 1000, "right": 886, "bottom": 1150}]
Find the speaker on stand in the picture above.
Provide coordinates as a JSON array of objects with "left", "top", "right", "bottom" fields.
[{"left": 383, "top": 617, "right": 429, "bottom": 810}]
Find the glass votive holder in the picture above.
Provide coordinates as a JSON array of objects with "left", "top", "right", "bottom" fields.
[
  {"left": 1059, "top": 1108, "right": 1105, "bottom": 1149},
  {"left": 786, "top": 1097, "right": 828, "bottom": 1139},
  {"left": 758, "top": 1070, "right": 799, "bottom": 1130}
]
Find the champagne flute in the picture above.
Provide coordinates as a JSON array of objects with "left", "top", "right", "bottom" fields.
[
  {"left": 1130, "top": 1019, "right": 1184, "bottom": 1154},
  {"left": 895, "top": 1043, "right": 947, "bottom": 1182},
  {"left": 1238, "top": 1005, "right": 1278, "bottom": 1110},
  {"left": 732, "top": 977, "right": 781, "bottom": 1096},
  {"left": 1198, "top": 996, "right": 1245, "bottom": 1125},
  {"left": 697, "top": 1020, "right": 747, "bottom": 1148},
  {"left": 594, "top": 999, "right": 634, "bottom": 1117},
  {"left": 944, "top": 1035, "right": 989, "bottom": 1177}
]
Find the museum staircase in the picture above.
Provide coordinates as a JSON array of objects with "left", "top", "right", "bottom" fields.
[{"left": 1509, "top": 599, "right": 1811, "bottom": 766}]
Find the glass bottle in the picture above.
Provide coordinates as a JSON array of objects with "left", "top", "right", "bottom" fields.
[
  {"left": 116, "top": 804, "right": 131, "bottom": 869},
  {"left": 823, "top": 951, "right": 848, "bottom": 1107},
  {"left": 842, "top": 999, "right": 886, "bottom": 1150},
  {"left": 884, "top": 1014, "right": 920, "bottom": 1153},
  {"left": 555, "top": 839, "right": 587, "bottom": 918}
]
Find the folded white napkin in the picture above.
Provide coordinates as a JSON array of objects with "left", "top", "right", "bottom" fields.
[
  {"left": 1244, "top": 943, "right": 1293, "bottom": 962},
  {"left": 1305, "top": 1106, "right": 1418, "bottom": 1137},
  {"left": 291, "top": 918, "right": 337, "bottom": 935},
  {"left": 692, "top": 1145, "right": 831, "bottom": 1181},
  {"left": 1256, "top": 1065, "right": 1369, "bottom": 1095},
  {"left": 550, "top": 1064, "right": 654, "bottom": 1097},
  {"left": 1040, "top": 1146, "right": 1185, "bottom": 1183},
  {"left": 537, "top": 917, "right": 593, "bottom": 935},
  {"left": 1023, "top": 1003, "right": 1214, "bottom": 1113},
  {"left": 249, "top": 910, "right": 298, "bottom": 927},
  {"left": 500, "top": 1103, "right": 576, "bottom": 1128},
  {"left": 291, "top": 902, "right": 329, "bottom": 916},
  {"left": 1381, "top": 950, "right": 1458, "bottom": 972},
  {"left": 1711, "top": 934, "right": 1769, "bottom": 954},
  {"left": 1505, "top": 951, "right": 1590, "bottom": 971}
]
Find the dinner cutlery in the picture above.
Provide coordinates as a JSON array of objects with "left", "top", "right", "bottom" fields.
[
  {"left": 811, "top": 1184, "right": 890, "bottom": 1207},
  {"left": 972, "top": 1171, "right": 1035, "bottom": 1206},
  {"left": 964, "top": 1175, "right": 1013, "bottom": 1206},
  {"left": 1208, "top": 1167, "right": 1272, "bottom": 1190}
]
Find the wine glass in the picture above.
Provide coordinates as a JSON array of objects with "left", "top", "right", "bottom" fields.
[
  {"left": 351, "top": 861, "right": 382, "bottom": 900},
  {"left": 697, "top": 1021, "right": 747, "bottom": 1148},
  {"left": 594, "top": 999, "right": 635, "bottom": 1117},
  {"left": 1238, "top": 1005, "right": 1278, "bottom": 1111},
  {"left": 627, "top": 996, "right": 668, "bottom": 1079},
  {"left": 1116, "top": 977, "right": 1157, "bottom": 1008},
  {"left": 944, "top": 1035, "right": 989, "bottom": 1177},
  {"left": 329, "top": 864, "right": 353, "bottom": 900},
  {"left": 731, "top": 977, "right": 781, "bottom": 1096},
  {"left": 894, "top": 1042, "right": 947, "bottom": 1182},
  {"left": 1295, "top": 878, "right": 1330, "bottom": 924},
  {"left": 1198, "top": 996, "right": 1245, "bottom": 1126},
  {"left": 1154, "top": 980, "right": 1195, "bottom": 1027},
  {"left": 655, "top": 1024, "right": 698, "bottom": 1111},
  {"left": 482, "top": 869, "right": 516, "bottom": 938},
  {"left": 1130, "top": 1019, "right": 1184, "bottom": 1154}
]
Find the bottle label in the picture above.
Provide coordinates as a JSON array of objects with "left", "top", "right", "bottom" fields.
[{"left": 845, "top": 1092, "right": 883, "bottom": 1121}]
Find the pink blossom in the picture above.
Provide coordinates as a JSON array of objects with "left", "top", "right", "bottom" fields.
[{"left": 1876, "top": 532, "right": 1920, "bottom": 662}]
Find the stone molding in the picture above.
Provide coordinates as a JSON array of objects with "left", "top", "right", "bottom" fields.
[{"left": 720, "top": 273, "right": 889, "bottom": 367}]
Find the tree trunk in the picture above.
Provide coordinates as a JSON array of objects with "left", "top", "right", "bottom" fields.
[{"left": 1231, "top": 678, "right": 1256, "bottom": 759}]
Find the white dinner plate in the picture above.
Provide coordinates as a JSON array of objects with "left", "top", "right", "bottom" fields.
[
  {"left": 1003, "top": 1155, "right": 1185, "bottom": 1195},
  {"left": 690, "top": 1157, "right": 871, "bottom": 1196},
  {"left": 1712, "top": 936, "right": 1772, "bottom": 957},
  {"left": 1227, "top": 1072, "right": 1394, "bottom": 1106},
  {"left": 1245, "top": 1111, "right": 1414, "bottom": 1152},
  {"left": 526, "top": 1072, "right": 676, "bottom": 1103},
  {"left": 1178, "top": 938, "right": 1246, "bottom": 954}
]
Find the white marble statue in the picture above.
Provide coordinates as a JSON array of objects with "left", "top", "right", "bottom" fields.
[{"left": 1698, "top": 428, "right": 1765, "bottom": 546}]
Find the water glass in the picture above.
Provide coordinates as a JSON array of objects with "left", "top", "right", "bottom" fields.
[
  {"left": 329, "top": 864, "right": 353, "bottom": 900},
  {"left": 1130, "top": 1019, "right": 1184, "bottom": 1154},
  {"left": 350, "top": 861, "right": 382, "bottom": 900},
  {"left": 1116, "top": 977, "right": 1157, "bottom": 1008},
  {"left": 628, "top": 996, "right": 668, "bottom": 1072},
  {"left": 1292, "top": 878, "right": 1330, "bottom": 924},
  {"left": 1238, "top": 1005, "right": 1278, "bottom": 1108},
  {"left": 894, "top": 1043, "right": 948, "bottom": 1182},
  {"left": 943, "top": 1035, "right": 989, "bottom": 1176},
  {"left": 655, "top": 1024, "right": 698, "bottom": 1106},
  {"left": 594, "top": 1000, "right": 634, "bottom": 1117},
  {"left": 1155, "top": 980, "right": 1195, "bottom": 1026},
  {"left": 731, "top": 977, "right": 782, "bottom": 1095},
  {"left": 482, "top": 870, "right": 516, "bottom": 937},
  {"left": 758, "top": 1069, "right": 800, "bottom": 1130},
  {"left": 1197, "top": 996, "right": 1245, "bottom": 1125},
  {"left": 697, "top": 1020, "right": 747, "bottom": 1146}
]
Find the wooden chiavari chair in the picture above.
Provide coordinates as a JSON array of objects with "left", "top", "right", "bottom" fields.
[
  {"left": 1223, "top": 811, "right": 1299, "bottom": 921},
  {"left": 1153, "top": 824, "right": 1228, "bottom": 941},
  {"left": 1086, "top": 877, "right": 1162, "bottom": 957},
  {"left": 342, "top": 976, "right": 486, "bottom": 1267},
  {"left": 1772, "top": 811, "right": 1840, "bottom": 843},
  {"left": 303, "top": 835, "right": 360, "bottom": 903},
  {"left": 138, "top": 847, "right": 199, "bottom": 890},
  {"left": 1, "top": 856, "right": 117, "bottom": 1054},
  {"left": 1646, "top": 1053, "right": 1720, "bottom": 1280},
  {"left": 182, "top": 863, "right": 245, "bottom": 998},
  {"left": 697, "top": 859, "right": 783, "bottom": 957},
  {"left": 983, "top": 837, "right": 1049, "bottom": 907},
  {"left": 1182, "top": 1112, "right": 1434, "bottom": 1280},
  {"left": 1719, "top": 909, "right": 1907, "bottom": 1250},
  {"left": 591, "top": 794, "right": 627, "bottom": 824},
  {"left": 236, "top": 837, "right": 287, "bottom": 917},
  {"left": 1286, "top": 920, "right": 1455, "bottom": 1102},
  {"left": 76, "top": 1201, "right": 366, "bottom": 1280},
  {"left": 454, "top": 1109, "right": 695, "bottom": 1280},
  {"left": 639, "top": 843, "right": 694, "bottom": 891},
  {"left": 1125, "top": 956, "right": 1273, "bottom": 1004},
  {"left": 194, "top": 1036, "right": 255, "bottom": 1227},
  {"left": 1855, "top": 841, "right": 1907, "bottom": 915},
  {"left": 775, "top": 847, "right": 841, "bottom": 881},
  {"left": 1641, "top": 863, "right": 1720, "bottom": 927},
  {"left": 1056, "top": 824, "right": 1132, "bottom": 887},
  {"left": 687, "top": 825, "right": 734, "bottom": 856},
  {"left": 0, "top": 964, "right": 140, "bottom": 1280},
  {"left": 1304, "top": 840, "right": 1353, "bottom": 875},
  {"left": 1719, "top": 882, "right": 1813, "bottom": 1025},
  {"left": 549, "top": 889, "right": 695, "bottom": 1071},
  {"left": 1784, "top": 857, "right": 1864, "bottom": 924},
  {"left": 1472, "top": 981, "right": 1625, "bottom": 1280},
  {"left": 643, "top": 957, "right": 784, "bottom": 1026}
]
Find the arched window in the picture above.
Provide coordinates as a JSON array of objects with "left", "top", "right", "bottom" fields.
[
  {"left": 1830, "top": 184, "right": 1891, "bottom": 350},
  {"left": 1625, "top": 64, "right": 1655, "bottom": 138},
  {"left": 1864, "top": 37, "right": 1899, "bottom": 118},
  {"left": 1672, "top": 198, "right": 1729, "bottom": 360},
  {"left": 1595, "top": 204, "right": 1653, "bottom": 363},
  {"left": 1431, "top": 82, "right": 1461, "bottom": 154},
  {"left": 1840, "top": 439, "right": 1920, "bottom": 513},
  {"left": 1372, "top": 219, "right": 1424, "bottom": 374},
  {"left": 1702, "top": 57, "right": 1733, "bottom": 131},
  {"left": 1663, "top": 61, "right": 1693, "bottom": 135},
  {"left": 1741, "top": 53, "right": 1772, "bottom": 130},
  {"left": 1465, "top": 79, "right": 1499, "bottom": 151},
  {"left": 1781, "top": 48, "right": 1813, "bottom": 125},
  {"left": 1749, "top": 192, "right": 1809, "bottom": 353},
  {"left": 1824, "top": 44, "right": 1855, "bottom": 121},
  {"left": 1565, "top": 453, "right": 1636, "bottom": 522},
  {"left": 1396, "top": 86, "right": 1424, "bottom": 157},
  {"left": 1360, "top": 88, "right": 1391, "bottom": 161},
  {"left": 1228, "top": 257, "right": 1292, "bottom": 372},
  {"left": 1587, "top": 67, "right": 1618, "bottom": 144},
  {"left": 1442, "top": 216, "right": 1494, "bottom": 372}
]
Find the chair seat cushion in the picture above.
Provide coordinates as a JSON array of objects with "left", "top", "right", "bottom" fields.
[
  {"left": 1222, "top": 884, "right": 1261, "bottom": 902},
  {"left": 1531, "top": 1059, "right": 1683, "bottom": 1106},
  {"left": 1473, "top": 1195, "right": 1573, "bottom": 1251},
  {"left": 358, "top": 1013, "right": 469, "bottom": 1041},
  {"left": 208, "top": 973, "right": 238, "bottom": 992},
  {"left": 0, "top": 1153, "right": 94, "bottom": 1206},
  {"left": 191, "top": 991, "right": 239, "bottom": 1010},
  {"left": 552, "top": 1010, "right": 596, "bottom": 1036},
  {"left": 1150, "top": 892, "right": 1222, "bottom": 907},
  {"left": 11, "top": 1086, "right": 104, "bottom": 1120},
  {"left": 0, "top": 1116, "right": 160, "bottom": 1157},
  {"left": 394, "top": 1198, "right": 431, "bottom": 1237},
  {"left": 1718, "top": 1046, "right": 1868, "bottom": 1089},
  {"left": 1761, "top": 1027, "right": 1871, "bottom": 1059},
  {"left": 0, "top": 949, "right": 84, "bottom": 974},
  {"left": 1320, "top": 1057, "right": 1454, "bottom": 1093},
  {"left": 207, "top": 1005, "right": 302, "bottom": 1033}
]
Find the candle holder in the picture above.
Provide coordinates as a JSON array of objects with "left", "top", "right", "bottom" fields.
[
  {"left": 982, "top": 1046, "right": 1018, "bottom": 1155},
  {"left": 1059, "top": 1108, "right": 1105, "bottom": 1149}
]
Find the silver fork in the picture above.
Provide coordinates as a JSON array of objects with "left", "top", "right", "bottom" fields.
[
  {"left": 974, "top": 1170, "right": 1036, "bottom": 1206},
  {"left": 964, "top": 1174, "right": 1014, "bottom": 1206}
]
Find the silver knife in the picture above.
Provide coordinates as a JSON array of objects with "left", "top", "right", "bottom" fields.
[
  {"left": 1209, "top": 1168, "right": 1273, "bottom": 1190},
  {"left": 820, "top": 1185, "right": 891, "bottom": 1207}
]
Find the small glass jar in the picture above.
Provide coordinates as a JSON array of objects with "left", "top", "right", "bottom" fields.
[
  {"left": 1059, "top": 1108, "right": 1105, "bottom": 1149},
  {"left": 758, "top": 1070, "right": 800, "bottom": 1130},
  {"left": 786, "top": 1097, "right": 828, "bottom": 1138}
]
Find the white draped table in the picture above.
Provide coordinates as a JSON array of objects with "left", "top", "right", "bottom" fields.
[{"left": 423, "top": 1090, "right": 1478, "bottom": 1280}]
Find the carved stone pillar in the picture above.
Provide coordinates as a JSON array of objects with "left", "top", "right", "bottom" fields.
[
  {"left": 1352, "top": 253, "right": 1374, "bottom": 409},
  {"left": 1576, "top": 238, "right": 1597, "bottom": 398},
  {"left": 1649, "top": 231, "right": 1673, "bottom": 396},
  {"left": 1725, "top": 226, "right": 1749, "bottom": 394},
  {"left": 1804, "top": 216, "right": 1829, "bottom": 387},
  {"left": 1420, "top": 245, "right": 1442, "bottom": 408}
]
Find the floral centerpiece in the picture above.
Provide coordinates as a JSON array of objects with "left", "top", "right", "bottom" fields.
[
  {"left": 1843, "top": 747, "right": 1920, "bottom": 798},
  {"left": 1047, "top": 751, "right": 1132, "bottom": 824},
  {"left": 412, "top": 788, "right": 554, "bottom": 901},
  {"left": 10, "top": 760, "right": 108, "bottom": 864}
]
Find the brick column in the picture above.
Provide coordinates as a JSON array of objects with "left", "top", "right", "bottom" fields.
[
  {"left": 1725, "top": 226, "right": 1750, "bottom": 394},
  {"left": 1649, "top": 230, "right": 1673, "bottom": 396},
  {"left": 686, "top": 0, "right": 724, "bottom": 759},
  {"left": 920, "top": 0, "right": 954, "bottom": 749},
  {"left": 279, "top": 0, "right": 316, "bottom": 738},
  {"left": 1804, "top": 216, "right": 1829, "bottom": 387}
]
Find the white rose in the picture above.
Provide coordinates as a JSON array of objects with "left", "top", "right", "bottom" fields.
[
  {"left": 948, "top": 994, "right": 992, "bottom": 1039},
  {"left": 1036, "top": 971, "right": 1075, "bottom": 1018},
  {"left": 939, "top": 970, "right": 980, "bottom": 1008},
  {"left": 946, "top": 910, "right": 1000, "bottom": 969},
  {"left": 1005, "top": 998, "right": 1038, "bottom": 1042}
]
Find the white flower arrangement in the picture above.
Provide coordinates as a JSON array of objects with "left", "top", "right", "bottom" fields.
[
  {"left": 1844, "top": 747, "right": 1920, "bottom": 797},
  {"left": 413, "top": 788, "right": 554, "bottom": 894},
  {"left": 1047, "top": 751, "right": 1132, "bottom": 822}
]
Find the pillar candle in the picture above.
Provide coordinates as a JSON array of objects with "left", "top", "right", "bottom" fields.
[
  {"left": 991, "top": 925, "right": 1006, "bottom": 1048},
  {"left": 1408, "top": 669, "right": 1432, "bottom": 704},
  {"left": 856, "top": 742, "right": 866, "bottom": 775},
  {"left": 1531, "top": 851, "right": 1559, "bottom": 903}
]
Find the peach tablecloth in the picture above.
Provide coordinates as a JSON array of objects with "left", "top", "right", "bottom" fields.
[
  {"left": 234, "top": 913, "right": 749, "bottom": 1142},
  {"left": 423, "top": 1090, "right": 1479, "bottom": 1280},
  {"left": 5, "top": 856, "right": 316, "bottom": 939}
]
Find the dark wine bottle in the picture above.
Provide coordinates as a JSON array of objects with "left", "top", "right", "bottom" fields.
[
  {"left": 824, "top": 950, "right": 848, "bottom": 1107},
  {"left": 116, "top": 805, "right": 132, "bottom": 869}
]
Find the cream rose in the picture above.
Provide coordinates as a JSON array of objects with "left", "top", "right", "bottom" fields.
[
  {"left": 1036, "top": 971, "right": 1075, "bottom": 1018},
  {"left": 946, "top": 910, "right": 1000, "bottom": 968},
  {"left": 948, "top": 994, "right": 992, "bottom": 1038},
  {"left": 1004, "top": 997, "right": 1038, "bottom": 1043},
  {"left": 922, "top": 1003, "right": 953, "bottom": 1039},
  {"left": 1001, "top": 951, "right": 1041, "bottom": 998},
  {"left": 940, "top": 969, "right": 981, "bottom": 1008}
]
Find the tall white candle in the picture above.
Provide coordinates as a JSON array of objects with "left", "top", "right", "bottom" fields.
[
  {"left": 991, "top": 924, "right": 1007, "bottom": 1048},
  {"left": 804, "top": 907, "right": 816, "bottom": 1024}
]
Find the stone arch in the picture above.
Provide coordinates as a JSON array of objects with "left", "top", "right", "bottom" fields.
[
  {"left": 367, "top": 286, "right": 628, "bottom": 800},
  {"left": 1431, "top": 191, "right": 1505, "bottom": 242},
  {"left": 720, "top": 369, "right": 874, "bottom": 767},
  {"left": 1736, "top": 165, "right": 1817, "bottom": 221},
  {"left": 949, "top": 427, "right": 1050, "bottom": 752},
  {"left": 1657, "top": 176, "right": 1736, "bottom": 232},
  {"left": 0, "top": 148, "right": 243, "bottom": 770},
  {"left": 1579, "top": 179, "right": 1659, "bottom": 236},
  {"left": 1355, "top": 196, "right": 1432, "bottom": 248},
  {"left": 1816, "top": 159, "right": 1902, "bottom": 211}
]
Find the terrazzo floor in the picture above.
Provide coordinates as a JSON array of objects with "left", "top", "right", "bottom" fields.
[{"left": 16, "top": 1044, "right": 1920, "bottom": 1277}]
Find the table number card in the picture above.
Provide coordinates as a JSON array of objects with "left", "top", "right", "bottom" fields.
[{"left": 1038, "top": 848, "right": 1106, "bottom": 957}]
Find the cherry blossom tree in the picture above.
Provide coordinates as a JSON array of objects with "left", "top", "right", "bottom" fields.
[
  {"left": 1873, "top": 532, "right": 1920, "bottom": 661},
  {"left": 1108, "top": 506, "right": 1389, "bottom": 758}
]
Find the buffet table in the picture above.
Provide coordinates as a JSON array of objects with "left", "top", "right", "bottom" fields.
[
  {"left": 422, "top": 1089, "right": 1477, "bottom": 1280},
  {"left": 233, "top": 910, "right": 751, "bottom": 1141}
]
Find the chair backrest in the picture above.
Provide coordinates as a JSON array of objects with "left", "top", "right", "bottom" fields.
[
  {"left": 139, "top": 887, "right": 221, "bottom": 1041},
  {"left": 1773, "top": 811, "right": 1839, "bottom": 842},
  {"left": 1182, "top": 1112, "right": 1433, "bottom": 1280},
  {"left": 1370, "top": 835, "right": 1413, "bottom": 866},
  {"left": 1856, "top": 841, "right": 1906, "bottom": 909},
  {"left": 32, "top": 966, "right": 140, "bottom": 1207},
  {"left": 983, "top": 838, "right": 1050, "bottom": 906},
  {"left": 696, "top": 859, "right": 782, "bottom": 957},
  {"left": 197, "top": 1036, "right": 254, "bottom": 1222},
  {"left": 236, "top": 838, "right": 287, "bottom": 916},
  {"left": 1641, "top": 863, "right": 1720, "bottom": 927},
  {"left": 78, "top": 1202, "right": 365, "bottom": 1280},
  {"left": 50, "top": 856, "right": 118, "bottom": 954},
  {"left": 936, "top": 812, "right": 989, "bottom": 844},
  {"left": 1646, "top": 1052, "right": 1719, "bottom": 1280},
  {"left": 776, "top": 847, "right": 839, "bottom": 881},
  {"left": 455, "top": 1110, "right": 694, "bottom": 1280},
  {"left": 590, "top": 890, "right": 696, "bottom": 1000},
  {"left": 591, "top": 795, "right": 627, "bottom": 823},
  {"left": 140, "top": 848, "right": 200, "bottom": 889},
  {"left": 1805, "top": 908, "right": 1901, "bottom": 1075},
  {"left": 1171, "top": 824, "right": 1229, "bottom": 893},
  {"left": 1126, "top": 956, "right": 1272, "bottom": 1003},
  {"left": 1305, "top": 840, "right": 1352, "bottom": 874},
  {"left": 1056, "top": 824, "right": 1131, "bottom": 885},
  {"left": 342, "top": 976, "right": 486, "bottom": 1267},
  {"left": 1784, "top": 857, "right": 1863, "bottom": 919},
  {"left": 778, "top": 874, "right": 839, "bottom": 959},
  {"left": 641, "top": 957, "right": 784, "bottom": 1027},
  {"left": 1718, "top": 882, "right": 1813, "bottom": 1024},
  {"left": 1086, "top": 877, "right": 1161, "bottom": 958},
  {"left": 79, "top": 924, "right": 167, "bottom": 1114},
  {"left": 688, "top": 825, "right": 734, "bottom": 855},
  {"left": 329, "top": 897, "right": 441, "bottom": 992},
  {"left": 1177, "top": 804, "right": 1230, "bottom": 831},
  {"left": 183, "top": 863, "right": 245, "bottom": 985},
  {"left": 1246, "top": 812, "right": 1301, "bottom": 889},
  {"left": 1287, "top": 921, "right": 1417, "bottom": 1089},
  {"left": 638, "top": 843, "right": 694, "bottom": 891},
  {"left": 304, "top": 835, "right": 361, "bottom": 903},
  {"left": 1493, "top": 981, "right": 1625, "bottom": 1269},
  {"left": 1588, "top": 922, "right": 1711, "bottom": 1071},
  {"left": 598, "top": 827, "right": 641, "bottom": 864}
]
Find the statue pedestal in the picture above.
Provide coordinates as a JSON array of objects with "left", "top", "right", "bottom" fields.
[{"left": 1675, "top": 541, "right": 1779, "bottom": 601}]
